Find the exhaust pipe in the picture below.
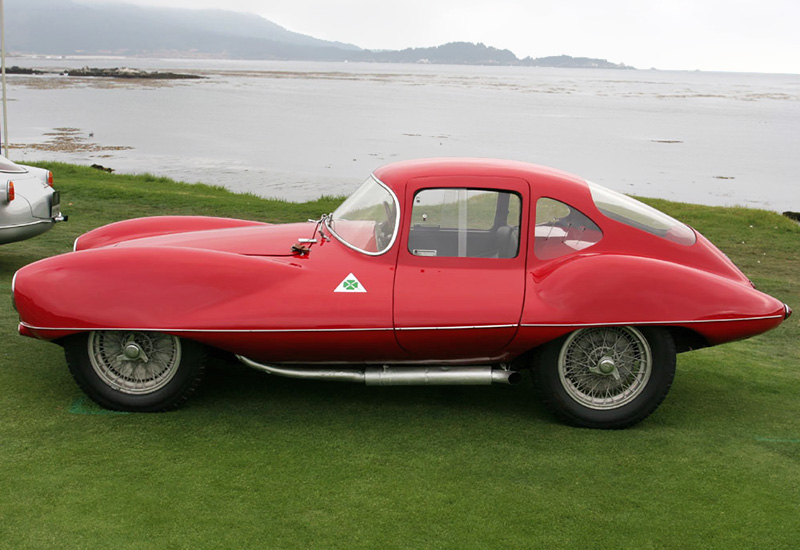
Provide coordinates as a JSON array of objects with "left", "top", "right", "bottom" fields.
[
  {"left": 236, "top": 356, "right": 364, "bottom": 382},
  {"left": 364, "top": 365, "right": 520, "bottom": 385},
  {"left": 236, "top": 356, "right": 520, "bottom": 386}
]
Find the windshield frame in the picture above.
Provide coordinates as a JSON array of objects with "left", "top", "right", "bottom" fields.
[{"left": 325, "top": 175, "right": 401, "bottom": 256}]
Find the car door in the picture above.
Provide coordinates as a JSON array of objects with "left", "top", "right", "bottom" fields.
[{"left": 393, "top": 176, "right": 530, "bottom": 360}]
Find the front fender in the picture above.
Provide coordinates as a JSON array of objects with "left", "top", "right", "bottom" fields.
[
  {"left": 75, "top": 216, "right": 269, "bottom": 250},
  {"left": 14, "top": 246, "right": 300, "bottom": 340}
]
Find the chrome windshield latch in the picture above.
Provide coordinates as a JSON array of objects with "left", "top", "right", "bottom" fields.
[{"left": 316, "top": 213, "right": 332, "bottom": 242}]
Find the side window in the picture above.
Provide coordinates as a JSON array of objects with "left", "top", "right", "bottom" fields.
[
  {"left": 535, "top": 198, "right": 602, "bottom": 260},
  {"left": 409, "top": 188, "right": 521, "bottom": 258}
]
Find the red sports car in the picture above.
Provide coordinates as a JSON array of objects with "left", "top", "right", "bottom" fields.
[{"left": 12, "top": 159, "right": 790, "bottom": 428}]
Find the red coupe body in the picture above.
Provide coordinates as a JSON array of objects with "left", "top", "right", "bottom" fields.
[{"left": 12, "top": 159, "right": 790, "bottom": 428}]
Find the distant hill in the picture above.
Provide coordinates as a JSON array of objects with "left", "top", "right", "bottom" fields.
[
  {"left": 367, "top": 43, "right": 630, "bottom": 68},
  {"left": 5, "top": 0, "right": 360, "bottom": 58},
  {"left": 520, "top": 55, "right": 630, "bottom": 69},
  {"left": 5, "top": 0, "right": 632, "bottom": 69},
  {"left": 368, "top": 42, "right": 519, "bottom": 65}
]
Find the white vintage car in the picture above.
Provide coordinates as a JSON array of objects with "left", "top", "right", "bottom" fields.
[{"left": 0, "top": 155, "right": 66, "bottom": 244}]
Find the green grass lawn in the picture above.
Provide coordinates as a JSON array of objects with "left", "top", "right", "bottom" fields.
[{"left": 1, "top": 163, "right": 798, "bottom": 549}]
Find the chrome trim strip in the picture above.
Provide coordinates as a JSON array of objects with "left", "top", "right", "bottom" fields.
[
  {"left": 11, "top": 271, "right": 19, "bottom": 312},
  {"left": 324, "top": 175, "right": 401, "bottom": 257},
  {"left": 521, "top": 315, "right": 784, "bottom": 328},
  {"left": 21, "top": 322, "right": 513, "bottom": 333},
  {"left": 21, "top": 315, "right": 783, "bottom": 334},
  {"left": 395, "top": 324, "right": 516, "bottom": 331},
  {"left": 19, "top": 322, "right": 394, "bottom": 333},
  {"left": 0, "top": 219, "right": 53, "bottom": 230}
]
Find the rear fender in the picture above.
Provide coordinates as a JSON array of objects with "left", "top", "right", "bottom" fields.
[{"left": 523, "top": 254, "right": 786, "bottom": 343}]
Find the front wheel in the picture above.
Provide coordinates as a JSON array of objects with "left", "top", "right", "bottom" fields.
[
  {"left": 64, "top": 331, "right": 207, "bottom": 412},
  {"left": 533, "top": 326, "right": 676, "bottom": 429}
]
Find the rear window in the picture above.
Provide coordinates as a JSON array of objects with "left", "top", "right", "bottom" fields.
[
  {"left": 0, "top": 157, "right": 26, "bottom": 173},
  {"left": 588, "top": 182, "right": 696, "bottom": 246}
]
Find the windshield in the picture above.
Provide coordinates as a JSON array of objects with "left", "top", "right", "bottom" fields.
[
  {"left": 327, "top": 176, "right": 400, "bottom": 255},
  {"left": 588, "top": 181, "right": 696, "bottom": 245}
]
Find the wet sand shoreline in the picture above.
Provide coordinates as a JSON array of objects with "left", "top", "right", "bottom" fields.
[{"left": 4, "top": 59, "right": 798, "bottom": 211}]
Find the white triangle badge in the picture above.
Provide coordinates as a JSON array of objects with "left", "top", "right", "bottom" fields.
[{"left": 334, "top": 273, "right": 367, "bottom": 293}]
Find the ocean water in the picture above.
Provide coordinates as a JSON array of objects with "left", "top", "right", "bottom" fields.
[{"left": 4, "top": 57, "right": 799, "bottom": 212}]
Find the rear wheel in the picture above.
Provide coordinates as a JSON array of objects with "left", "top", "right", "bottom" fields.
[
  {"left": 65, "top": 330, "right": 207, "bottom": 412},
  {"left": 533, "top": 326, "right": 675, "bottom": 429}
]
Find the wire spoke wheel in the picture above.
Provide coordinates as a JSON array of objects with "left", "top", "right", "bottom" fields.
[
  {"left": 558, "top": 326, "right": 652, "bottom": 410},
  {"left": 534, "top": 326, "right": 675, "bottom": 428},
  {"left": 88, "top": 331, "right": 182, "bottom": 395},
  {"left": 65, "top": 331, "right": 207, "bottom": 412}
]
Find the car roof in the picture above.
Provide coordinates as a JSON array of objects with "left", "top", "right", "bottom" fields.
[{"left": 372, "top": 158, "right": 590, "bottom": 198}]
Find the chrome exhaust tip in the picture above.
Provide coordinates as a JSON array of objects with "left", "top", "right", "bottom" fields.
[{"left": 492, "top": 369, "right": 522, "bottom": 385}]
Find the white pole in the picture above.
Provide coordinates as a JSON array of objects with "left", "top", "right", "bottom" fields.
[{"left": 0, "top": 0, "right": 8, "bottom": 158}]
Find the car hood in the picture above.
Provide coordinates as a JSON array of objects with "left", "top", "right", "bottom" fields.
[{"left": 111, "top": 221, "right": 317, "bottom": 256}]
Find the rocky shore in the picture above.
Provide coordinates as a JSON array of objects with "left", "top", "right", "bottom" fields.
[
  {"left": 783, "top": 211, "right": 800, "bottom": 224},
  {"left": 5, "top": 65, "right": 203, "bottom": 80}
]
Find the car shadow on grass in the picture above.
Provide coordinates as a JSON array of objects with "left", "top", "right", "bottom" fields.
[{"left": 191, "top": 355, "right": 548, "bottom": 424}]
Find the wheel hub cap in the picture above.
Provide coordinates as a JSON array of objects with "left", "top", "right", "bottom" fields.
[
  {"left": 123, "top": 343, "right": 142, "bottom": 360},
  {"left": 598, "top": 356, "right": 616, "bottom": 375}
]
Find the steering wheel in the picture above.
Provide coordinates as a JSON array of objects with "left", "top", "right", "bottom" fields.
[
  {"left": 383, "top": 200, "right": 396, "bottom": 233},
  {"left": 374, "top": 201, "right": 396, "bottom": 251}
]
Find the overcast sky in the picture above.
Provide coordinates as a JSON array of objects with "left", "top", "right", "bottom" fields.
[{"left": 81, "top": 0, "right": 799, "bottom": 74}]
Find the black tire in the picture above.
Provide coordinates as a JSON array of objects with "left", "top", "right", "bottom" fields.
[
  {"left": 64, "top": 331, "right": 207, "bottom": 412},
  {"left": 532, "top": 326, "right": 676, "bottom": 429}
]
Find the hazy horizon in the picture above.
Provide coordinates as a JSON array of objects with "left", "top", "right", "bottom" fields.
[{"left": 68, "top": 0, "right": 800, "bottom": 75}]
